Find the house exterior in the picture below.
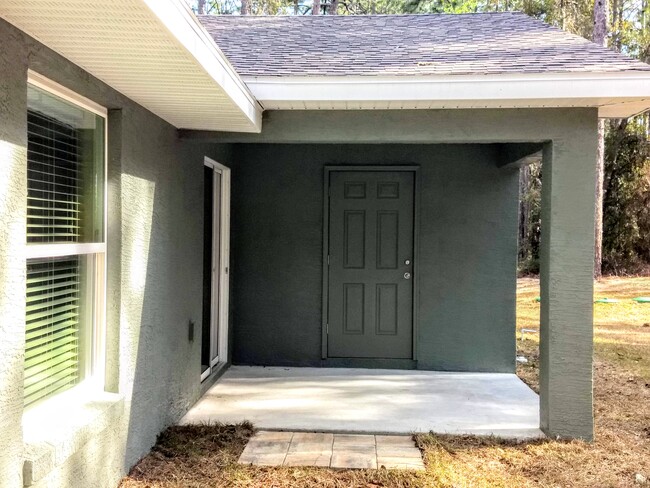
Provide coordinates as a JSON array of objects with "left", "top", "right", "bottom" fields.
[{"left": 1, "top": 2, "right": 650, "bottom": 487}]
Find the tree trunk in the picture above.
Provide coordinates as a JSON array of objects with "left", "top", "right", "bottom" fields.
[
  {"left": 593, "top": 0, "right": 608, "bottom": 279},
  {"left": 312, "top": 0, "right": 321, "bottom": 14},
  {"left": 198, "top": 0, "right": 206, "bottom": 14},
  {"left": 519, "top": 164, "right": 530, "bottom": 262},
  {"left": 593, "top": 0, "right": 608, "bottom": 45},
  {"left": 241, "top": 0, "right": 250, "bottom": 15},
  {"left": 329, "top": 0, "right": 339, "bottom": 14}
]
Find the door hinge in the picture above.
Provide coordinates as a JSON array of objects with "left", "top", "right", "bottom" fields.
[
  {"left": 327, "top": 255, "right": 330, "bottom": 265},
  {"left": 326, "top": 323, "right": 329, "bottom": 334}
]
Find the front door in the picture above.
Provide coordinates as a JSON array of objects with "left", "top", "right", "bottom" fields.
[{"left": 327, "top": 170, "right": 415, "bottom": 359}]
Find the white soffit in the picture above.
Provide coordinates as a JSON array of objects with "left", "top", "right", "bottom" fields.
[
  {"left": 245, "top": 72, "right": 650, "bottom": 118},
  {"left": 0, "top": 0, "right": 262, "bottom": 132}
]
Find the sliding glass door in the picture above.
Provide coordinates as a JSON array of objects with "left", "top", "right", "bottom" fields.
[{"left": 201, "top": 159, "right": 230, "bottom": 381}]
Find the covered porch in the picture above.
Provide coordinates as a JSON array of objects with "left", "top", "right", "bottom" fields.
[
  {"left": 182, "top": 366, "right": 542, "bottom": 439},
  {"left": 186, "top": 107, "right": 597, "bottom": 440}
]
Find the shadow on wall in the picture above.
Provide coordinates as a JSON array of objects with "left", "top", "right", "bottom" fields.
[
  {"left": 121, "top": 172, "right": 157, "bottom": 462},
  {"left": 118, "top": 114, "right": 230, "bottom": 472},
  {"left": 120, "top": 124, "right": 196, "bottom": 469}
]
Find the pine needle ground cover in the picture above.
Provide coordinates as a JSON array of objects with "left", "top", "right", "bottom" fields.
[{"left": 121, "top": 277, "right": 650, "bottom": 488}]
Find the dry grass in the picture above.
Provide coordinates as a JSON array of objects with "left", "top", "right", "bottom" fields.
[
  {"left": 517, "top": 276, "right": 650, "bottom": 380},
  {"left": 121, "top": 423, "right": 425, "bottom": 487},
  {"left": 121, "top": 277, "right": 650, "bottom": 488}
]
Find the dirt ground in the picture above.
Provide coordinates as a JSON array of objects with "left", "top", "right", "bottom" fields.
[{"left": 121, "top": 277, "right": 650, "bottom": 488}]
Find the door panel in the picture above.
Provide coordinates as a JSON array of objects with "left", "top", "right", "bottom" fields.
[
  {"left": 344, "top": 211, "right": 365, "bottom": 268},
  {"left": 328, "top": 171, "right": 415, "bottom": 359},
  {"left": 376, "top": 283, "right": 398, "bottom": 335},
  {"left": 343, "top": 283, "right": 365, "bottom": 334},
  {"left": 376, "top": 211, "right": 398, "bottom": 269}
]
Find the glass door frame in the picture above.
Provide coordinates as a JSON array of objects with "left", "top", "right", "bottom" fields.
[{"left": 201, "top": 157, "right": 231, "bottom": 381}]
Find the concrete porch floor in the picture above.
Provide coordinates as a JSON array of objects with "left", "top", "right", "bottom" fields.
[{"left": 181, "top": 366, "right": 544, "bottom": 439}]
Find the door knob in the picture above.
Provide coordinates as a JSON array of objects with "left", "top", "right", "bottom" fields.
[{"left": 404, "top": 272, "right": 411, "bottom": 280}]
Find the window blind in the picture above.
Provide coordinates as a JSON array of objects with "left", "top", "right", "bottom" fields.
[
  {"left": 25, "top": 82, "right": 105, "bottom": 409},
  {"left": 24, "top": 257, "right": 81, "bottom": 407},
  {"left": 27, "top": 110, "right": 82, "bottom": 244},
  {"left": 25, "top": 107, "right": 83, "bottom": 407}
]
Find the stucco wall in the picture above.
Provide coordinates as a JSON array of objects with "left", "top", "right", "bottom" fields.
[
  {"left": 0, "top": 17, "right": 600, "bottom": 479},
  {"left": 189, "top": 107, "right": 598, "bottom": 439},
  {"left": 0, "top": 19, "right": 232, "bottom": 487},
  {"left": 230, "top": 144, "right": 519, "bottom": 372},
  {"left": 0, "top": 22, "right": 28, "bottom": 488}
]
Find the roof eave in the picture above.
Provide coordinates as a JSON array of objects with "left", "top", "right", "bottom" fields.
[
  {"left": 0, "top": 0, "right": 262, "bottom": 132},
  {"left": 243, "top": 71, "right": 650, "bottom": 118},
  {"left": 142, "top": 0, "right": 262, "bottom": 131}
]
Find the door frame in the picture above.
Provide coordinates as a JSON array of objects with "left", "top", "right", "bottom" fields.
[
  {"left": 321, "top": 165, "right": 420, "bottom": 361},
  {"left": 201, "top": 157, "right": 231, "bottom": 381}
]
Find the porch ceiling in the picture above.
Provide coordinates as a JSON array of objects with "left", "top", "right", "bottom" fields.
[
  {"left": 181, "top": 366, "right": 543, "bottom": 439},
  {"left": 0, "top": 0, "right": 262, "bottom": 132}
]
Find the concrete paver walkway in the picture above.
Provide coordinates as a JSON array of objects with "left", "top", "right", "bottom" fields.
[
  {"left": 238, "top": 431, "right": 425, "bottom": 470},
  {"left": 181, "top": 366, "right": 543, "bottom": 439}
]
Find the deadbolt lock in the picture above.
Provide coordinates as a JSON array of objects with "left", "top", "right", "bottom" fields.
[{"left": 405, "top": 259, "right": 411, "bottom": 265}]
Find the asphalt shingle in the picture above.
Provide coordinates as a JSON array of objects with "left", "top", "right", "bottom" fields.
[{"left": 198, "top": 12, "right": 650, "bottom": 76}]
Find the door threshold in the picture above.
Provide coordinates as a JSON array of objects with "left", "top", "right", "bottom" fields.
[
  {"left": 200, "top": 367, "right": 211, "bottom": 382},
  {"left": 321, "top": 358, "right": 417, "bottom": 370},
  {"left": 200, "top": 362, "right": 230, "bottom": 395}
]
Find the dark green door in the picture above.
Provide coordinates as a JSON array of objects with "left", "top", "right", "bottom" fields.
[{"left": 327, "top": 170, "right": 415, "bottom": 359}]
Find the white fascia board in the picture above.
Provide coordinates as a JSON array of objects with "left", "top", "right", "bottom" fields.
[
  {"left": 142, "top": 0, "right": 262, "bottom": 131},
  {"left": 244, "top": 72, "right": 650, "bottom": 118}
]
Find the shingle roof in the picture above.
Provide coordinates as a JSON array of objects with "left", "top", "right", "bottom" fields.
[{"left": 198, "top": 12, "right": 650, "bottom": 77}]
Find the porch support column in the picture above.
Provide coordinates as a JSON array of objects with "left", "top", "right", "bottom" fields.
[{"left": 539, "top": 123, "right": 597, "bottom": 440}]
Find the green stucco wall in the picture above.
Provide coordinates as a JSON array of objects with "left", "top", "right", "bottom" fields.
[
  {"left": 0, "top": 19, "right": 233, "bottom": 487},
  {"left": 230, "top": 144, "right": 519, "bottom": 372},
  {"left": 0, "top": 19, "right": 599, "bottom": 482},
  {"left": 188, "top": 107, "right": 598, "bottom": 439},
  {"left": 0, "top": 21, "right": 29, "bottom": 488}
]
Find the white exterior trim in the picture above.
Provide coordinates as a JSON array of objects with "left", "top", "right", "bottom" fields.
[
  {"left": 202, "top": 157, "right": 231, "bottom": 380},
  {"left": 244, "top": 71, "right": 650, "bottom": 118},
  {"left": 25, "top": 243, "right": 107, "bottom": 260},
  {"left": 28, "top": 70, "right": 108, "bottom": 118},
  {"left": 140, "top": 0, "right": 262, "bottom": 131},
  {"left": 2, "top": 0, "right": 262, "bottom": 132},
  {"left": 24, "top": 75, "right": 108, "bottom": 403},
  {"left": 200, "top": 368, "right": 212, "bottom": 382}
]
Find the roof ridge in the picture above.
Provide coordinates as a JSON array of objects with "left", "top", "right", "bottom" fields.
[{"left": 198, "top": 11, "right": 527, "bottom": 18}]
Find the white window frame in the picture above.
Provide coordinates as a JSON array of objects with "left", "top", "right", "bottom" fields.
[
  {"left": 201, "top": 157, "right": 230, "bottom": 381},
  {"left": 25, "top": 71, "right": 108, "bottom": 396}
]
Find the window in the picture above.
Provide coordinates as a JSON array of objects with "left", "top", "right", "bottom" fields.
[{"left": 24, "top": 73, "right": 106, "bottom": 408}]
